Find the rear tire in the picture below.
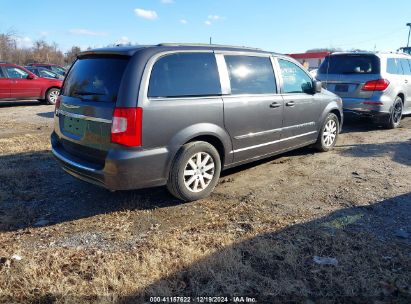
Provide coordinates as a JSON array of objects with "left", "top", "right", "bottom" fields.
[
  {"left": 385, "top": 96, "right": 403, "bottom": 129},
  {"left": 315, "top": 113, "right": 339, "bottom": 152},
  {"left": 167, "top": 141, "right": 221, "bottom": 202},
  {"left": 45, "top": 88, "right": 60, "bottom": 105}
]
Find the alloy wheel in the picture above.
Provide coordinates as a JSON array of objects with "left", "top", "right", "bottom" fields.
[
  {"left": 322, "top": 119, "right": 337, "bottom": 147},
  {"left": 183, "top": 152, "right": 215, "bottom": 193},
  {"left": 392, "top": 101, "right": 403, "bottom": 124},
  {"left": 49, "top": 90, "right": 59, "bottom": 104}
]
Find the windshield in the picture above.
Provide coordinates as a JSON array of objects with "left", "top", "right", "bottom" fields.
[
  {"left": 51, "top": 66, "right": 66, "bottom": 75},
  {"left": 40, "top": 69, "right": 59, "bottom": 78},
  {"left": 319, "top": 54, "right": 380, "bottom": 74},
  {"left": 62, "top": 56, "right": 129, "bottom": 102}
]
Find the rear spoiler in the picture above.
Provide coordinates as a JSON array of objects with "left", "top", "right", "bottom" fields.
[
  {"left": 77, "top": 51, "right": 131, "bottom": 59},
  {"left": 77, "top": 46, "right": 146, "bottom": 58}
]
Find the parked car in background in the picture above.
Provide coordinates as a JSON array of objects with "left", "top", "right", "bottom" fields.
[
  {"left": 52, "top": 44, "right": 343, "bottom": 201},
  {"left": 25, "top": 66, "right": 64, "bottom": 80},
  {"left": 0, "top": 63, "right": 62, "bottom": 104},
  {"left": 27, "top": 63, "right": 66, "bottom": 77},
  {"left": 317, "top": 52, "right": 411, "bottom": 128}
]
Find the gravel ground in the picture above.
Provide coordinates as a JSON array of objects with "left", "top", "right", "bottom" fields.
[{"left": 0, "top": 100, "right": 410, "bottom": 302}]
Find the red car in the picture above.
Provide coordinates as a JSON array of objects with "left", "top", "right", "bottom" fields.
[{"left": 0, "top": 63, "right": 62, "bottom": 104}]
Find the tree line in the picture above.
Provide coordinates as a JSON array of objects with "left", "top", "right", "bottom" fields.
[{"left": 0, "top": 31, "right": 82, "bottom": 66}]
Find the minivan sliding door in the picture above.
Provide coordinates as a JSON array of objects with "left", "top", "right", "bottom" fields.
[{"left": 217, "top": 54, "right": 284, "bottom": 163}]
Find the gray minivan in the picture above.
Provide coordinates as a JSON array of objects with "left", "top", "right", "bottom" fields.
[
  {"left": 317, "top": 52, "right": 411, "bottom": 128},
  {"left": 51, "top": 44, "right": 343, "bottom": 201}
]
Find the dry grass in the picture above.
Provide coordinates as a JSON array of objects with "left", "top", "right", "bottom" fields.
[
  {"left": 0, "top": 108, "right": 410, "bottom": 303},
  {"left": 1, "top": 221, "right": 410, "bottom": 303}
]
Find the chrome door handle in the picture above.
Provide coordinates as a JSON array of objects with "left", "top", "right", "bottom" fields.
[
  {"left": 270, "top": 102, "right": 281, "bottom": 108},
  {"left": 286, "top": 101, "right": 295, "bottom": 107}
]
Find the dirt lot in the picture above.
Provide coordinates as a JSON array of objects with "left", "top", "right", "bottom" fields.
[{"left": 0, "top": 101, "right": 410, "bottom": 303}]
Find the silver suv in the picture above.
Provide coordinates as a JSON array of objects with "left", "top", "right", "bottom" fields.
[
  {"left": 51, "top": 44, "right": 342, "bottom": 201},
  {"left": 317, "top": 52, "right": 411, "bottom": 128}
]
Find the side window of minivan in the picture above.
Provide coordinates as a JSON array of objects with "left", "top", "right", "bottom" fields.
[
  {"left": 148, "top": 53, "right": 221, "bottom": 98},
  {"left": 278, "top": 59, "right": 313, "bottom": 94},
  {"left": 387, "top": 58, "right": 404, "bottom": 75},
  {"left": 224, "top": 55, "right": 277, "bottom": 95}
]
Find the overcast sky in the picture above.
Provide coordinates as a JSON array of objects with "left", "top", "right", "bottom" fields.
[{"left": 1, "top": 0, "right": 410, "bottom": 53}]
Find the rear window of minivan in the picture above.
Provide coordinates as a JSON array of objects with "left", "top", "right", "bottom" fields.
[
  {"left": 62, "top": 56, "right": 129, "bottom": 102},
  {"left": 319, "top": 54, "right": 380, "bottom": 74}
]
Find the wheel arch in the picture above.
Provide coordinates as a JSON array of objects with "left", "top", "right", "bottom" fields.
[
  {"left": 42, "top": 86, "right": 61, "bottom": 99},
  {"left": 397, "top": 93, "right": 405, "bottom": 105},
  {"left": 319, "top": 103, "right": 343, "bottom": 133},
  {"left": 165, "top": 123, "right": 233, "bottom": 177},
  {"left": 186, "top": 135, "right": 226, "bottom": 166}
]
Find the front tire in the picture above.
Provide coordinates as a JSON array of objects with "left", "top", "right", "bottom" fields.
[
  {"left": 385, "top": 96, "right": 403, "bottom": 129},
  {"left": 315, "top": 113, "right": 339, "bottom": 152},
  {"left": 167, "top": 141, "right": 221, "bottom": 202},
  {"left": 45, "top": 88, "right": 60, "bottom": 105}
]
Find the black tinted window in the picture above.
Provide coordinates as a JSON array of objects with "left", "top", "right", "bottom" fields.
[
  {"left": 319, "top": 55, "right": 380, "bottom": 74},
  {"left": 62, "top": 56, "right": 129, "bottom": 102},
  {"left": 387, "top": 58, "right": 404, "bottom": 75},
  {"left": 148, "top": 53, "right": 221, "bottom": 98},
  {"left": 279, "top": 59, "right": 313, "bottom": 94},
  {"left": 400, "top": 59, "right": 411, "bottom": 75},
  {"left": 225, "top": 56, "right": 276, "bottom": 94},
  {"left": 0, "top": 68, "right": 5, "bottom": 78}
]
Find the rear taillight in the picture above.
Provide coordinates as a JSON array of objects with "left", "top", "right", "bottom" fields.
[
  {"left": 111, "top": 107, "right": 142, "bottom": 147},
  {"left": 55, "top": 95, "right": 61, "bottom": 114},
  {"left": 362, "top": 79, "right": 390, "bottom": 91}
]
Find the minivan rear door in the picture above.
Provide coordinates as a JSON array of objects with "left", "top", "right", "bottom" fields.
[{"left": 55, "top": 55, "right": 130, "bottom": 165}]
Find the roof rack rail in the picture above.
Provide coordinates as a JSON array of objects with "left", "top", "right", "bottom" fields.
[{"left": 157, "top": 43, "right": 262, "bottom": 51}]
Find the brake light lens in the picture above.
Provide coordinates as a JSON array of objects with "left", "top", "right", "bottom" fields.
[
  {"left": 55, "top": 95, "right": 61, "bottom": 115},
  {"left": 111, "top": 107, "right": 142, "bottom": 147},
  {"left": 362, "top": 79, "right": 390, "bottom": 91}
]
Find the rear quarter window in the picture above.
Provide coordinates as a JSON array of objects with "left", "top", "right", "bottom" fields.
[
  {"left": 319, "top": 55, "right": 380, "bottom": 74},
  {"left": 386, "top": 58, "right": 403, "bottom": 75},
  {"left": 62, "top": 56, "right": 129, "bottom": 102},
  {"left": 399, "top": 59, "right": 411, "bottom": 75},
  {"left": 148, "top": 53, "right": 221, "bottom": 98}
]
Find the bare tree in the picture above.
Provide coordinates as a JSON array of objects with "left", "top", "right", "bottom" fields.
[
  {"left": 65, "top": 46, "right": 81, "bottom": 65},
  {"left": 0, "top": 30, "right": 76, "bottom": 66}
]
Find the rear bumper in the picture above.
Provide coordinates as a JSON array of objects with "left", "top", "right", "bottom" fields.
[
  {"left": 343, "top": 109, "right": 390, "bottom": 122},
  {"left": 51, "top": 132, "right": 169, "bottom": 190},
  {"left": 342, "top": 98, "right": 392, "bottom": 116}
]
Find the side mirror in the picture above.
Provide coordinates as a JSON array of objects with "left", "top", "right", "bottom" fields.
[
  {"left": 27, "top": 74, "right": 35, "bottom": 80},
  {"left": 314, "top": 80, "right": 322, "bottom": 93}
]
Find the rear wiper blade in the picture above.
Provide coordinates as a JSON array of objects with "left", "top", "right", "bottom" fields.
[{"left": 74, "top": 91, "right": 105, "bottom": 96}]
